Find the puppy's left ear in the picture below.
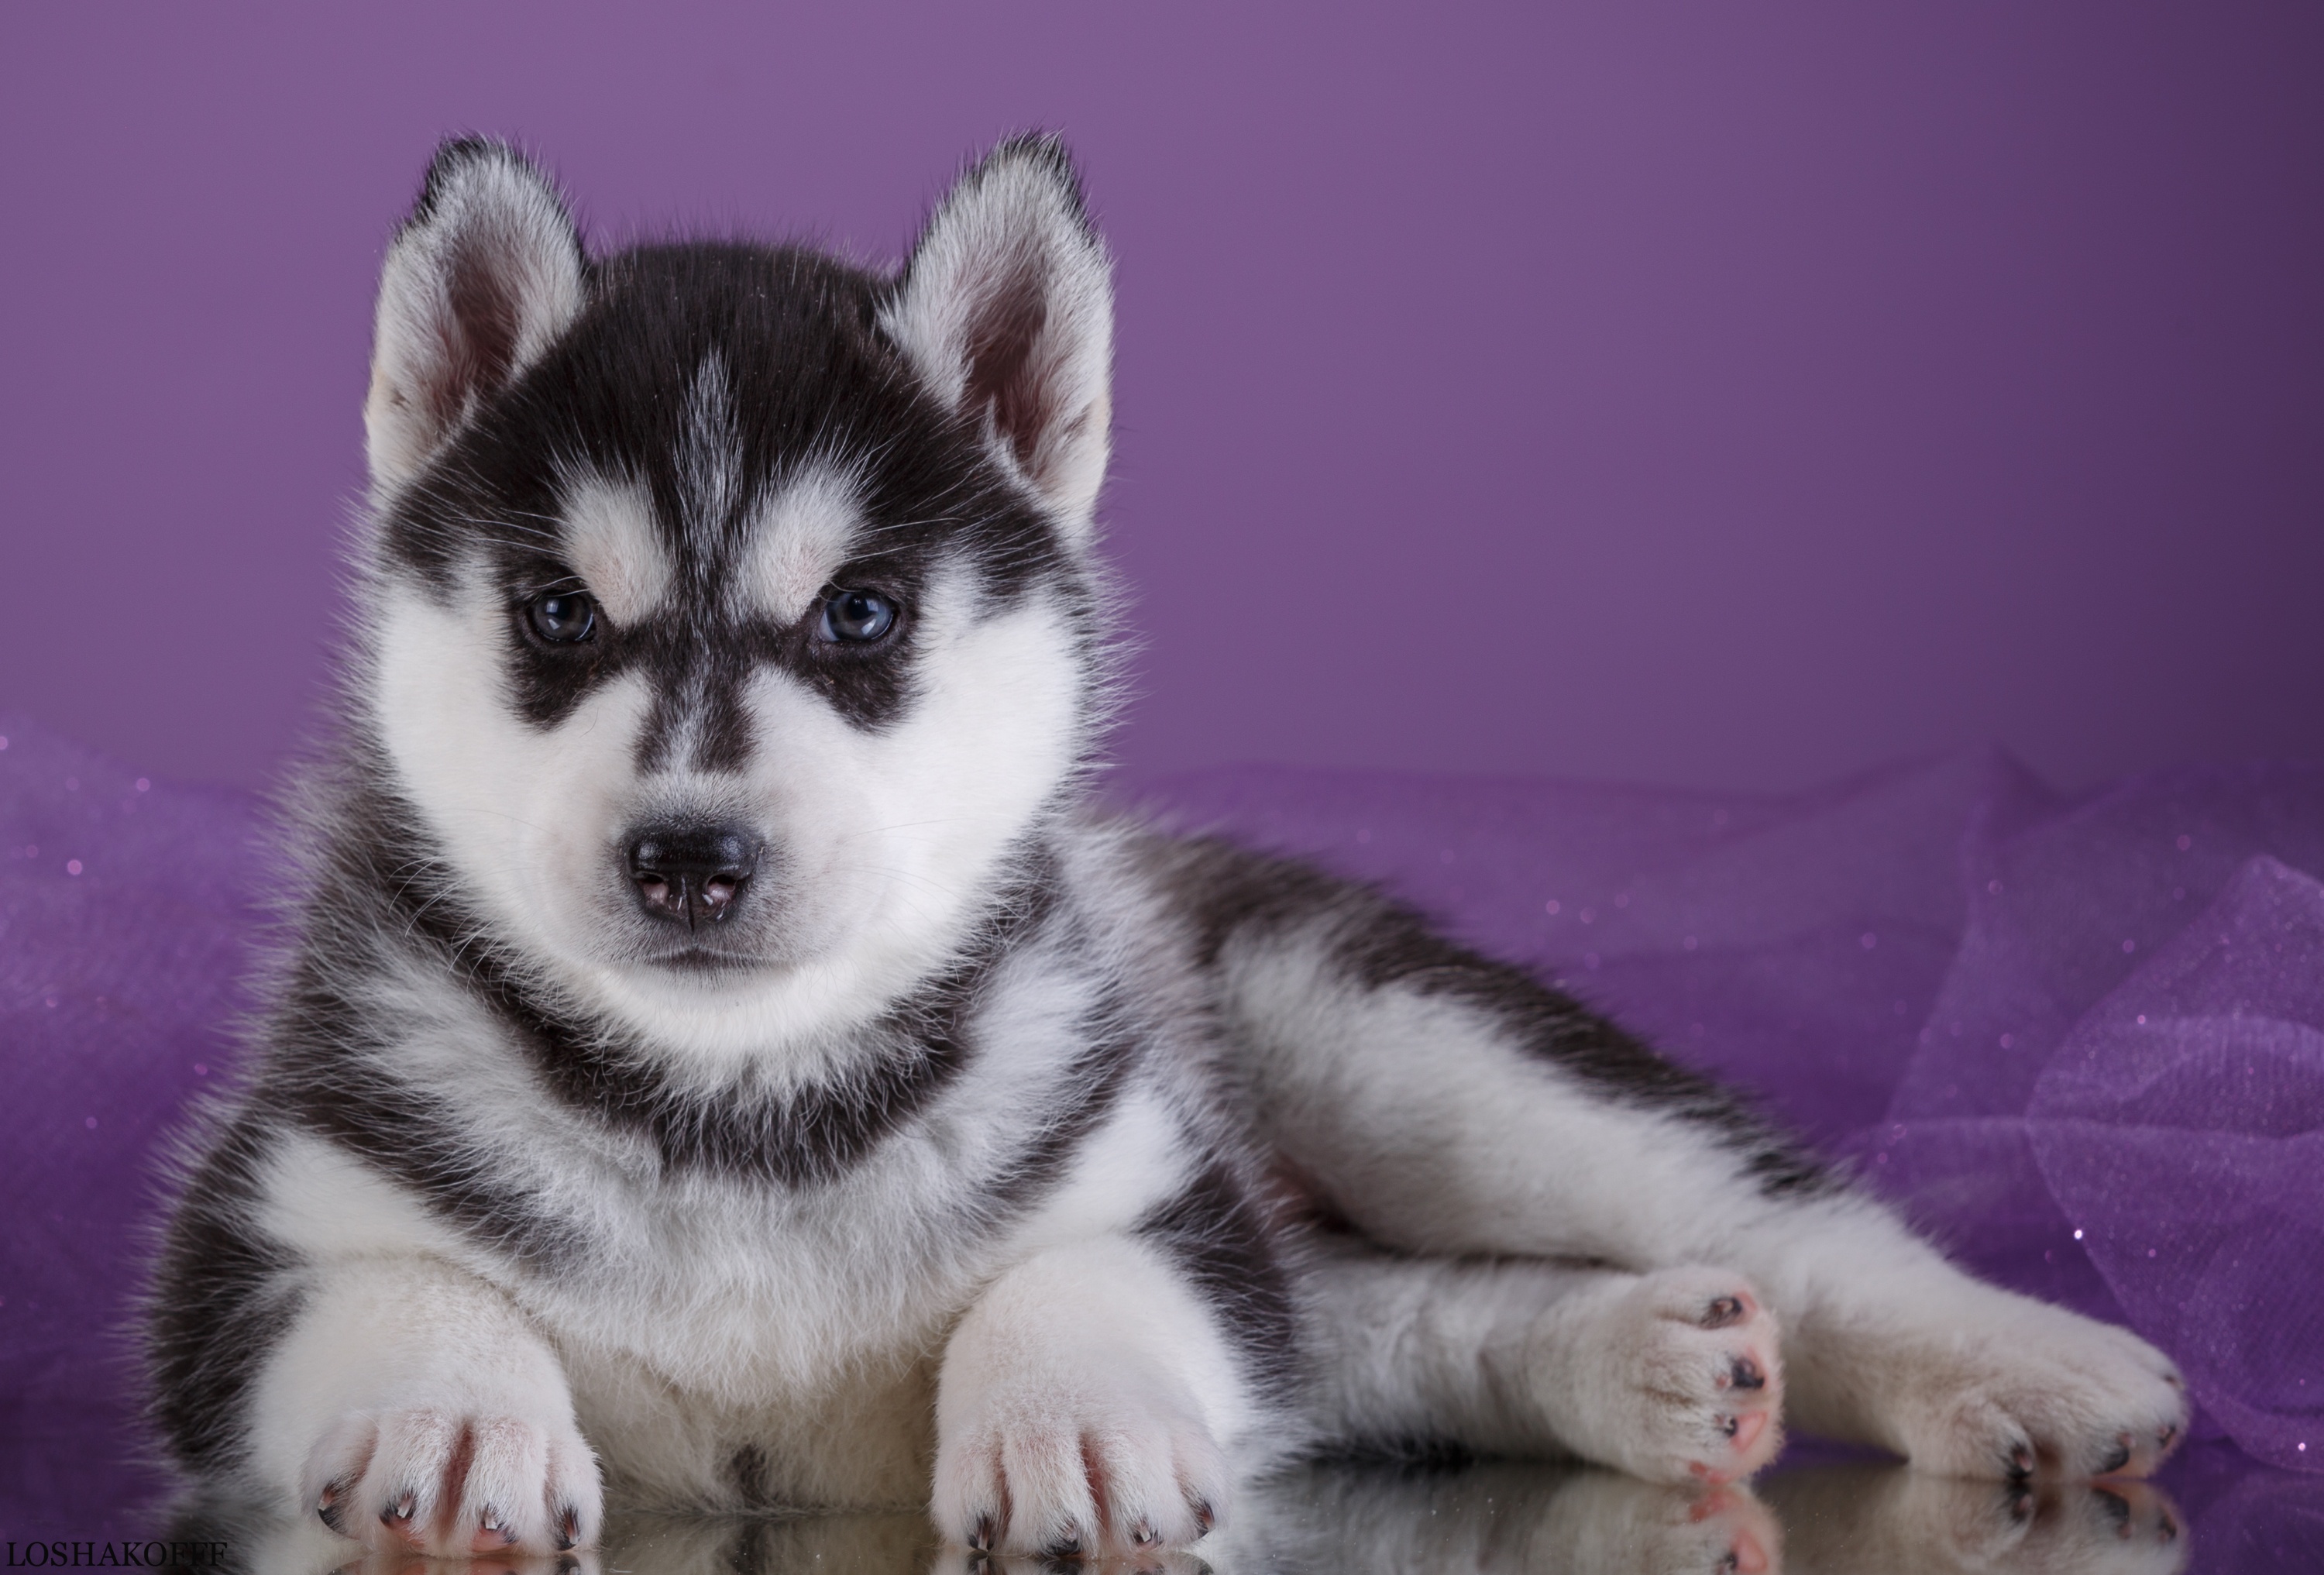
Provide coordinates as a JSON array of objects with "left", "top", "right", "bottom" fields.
[
  {"left": 366, "top": 138, "right": 587, "bottom": 496},
  {"left": 885, "top": 135, "right": 1114, "bottom": 536}
]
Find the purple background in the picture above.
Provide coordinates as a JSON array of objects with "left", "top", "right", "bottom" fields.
[{"left": 3, "top": 2, "right": 2322, "bottom": 794}]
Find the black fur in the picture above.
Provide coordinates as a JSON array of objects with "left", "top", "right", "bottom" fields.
[
  {"left": 1136, "top": 1159, "right": 1301, "bottom": 1400},
  {"left": 723, "top": 1443, "right": 774, "bottom": 1509},
  {"left": 145, "top": 1126, "right": 307, "bottom": 1473}
]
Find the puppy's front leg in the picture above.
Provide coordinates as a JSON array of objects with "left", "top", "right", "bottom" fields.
[
  {"left": 246, "top": 1255, "right": 600, "bottom": 1557},
  {"left": 932, "top": 1233, "right": 1256, "bottom": 1557}
]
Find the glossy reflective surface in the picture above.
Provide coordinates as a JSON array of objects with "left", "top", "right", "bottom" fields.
[{"left": 62, "top": 1444, "right": 2313, "bottom": 1575}]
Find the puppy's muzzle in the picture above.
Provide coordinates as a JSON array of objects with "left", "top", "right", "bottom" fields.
[{"left": 626, "top": 826, "right": 762, "bottom": 929}]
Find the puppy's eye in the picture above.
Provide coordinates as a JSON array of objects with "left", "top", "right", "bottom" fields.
[
  {"left": 525, "top": 590, "right": 597, "bottom": 644},
  {"left": 820, "top": 589, "right": 896, "bottom": 644}
]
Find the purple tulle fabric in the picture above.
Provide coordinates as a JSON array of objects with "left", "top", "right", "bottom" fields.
[{"left": 5, "top": 717, "right": 2322, "bottom": 1551}]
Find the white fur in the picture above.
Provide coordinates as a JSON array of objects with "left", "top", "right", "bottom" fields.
[
  {"left": 932, "top": 1234, "right": 1243, "bottom": 1554},
  {"left": 1302, "top": 1247, "right": 1784, "bottom": 1485},
  {"left": 556, "top": 473, "right": 672, "bottom": 626},
  {"left": 366, "top": 556, "right": 1085, "bottom": 1073},
  {"left": 742, "top": 462, "right": 865, "bottom": 624},
  {"left": 249, "top": 1257, "right": 600, "bottom": 1556}
]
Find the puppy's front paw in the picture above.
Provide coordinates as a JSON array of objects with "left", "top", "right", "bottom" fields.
[
  {"left": 1866, "top": 1293, "right": 2187, "bottom": 1482},
  {"left": 932, "top": 1379, "right": 1227, "bottom": 1556},
  {"left": 1529, "top": 1267, "right": 1786, "bottom": 1487},
  {"left": 302, "top": 1407, "right": 602, "bottom": 1557}
]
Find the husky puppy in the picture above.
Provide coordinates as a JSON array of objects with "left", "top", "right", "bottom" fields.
[{"left": 147, "top": 136, "right": 2188, "bottom": 1560}]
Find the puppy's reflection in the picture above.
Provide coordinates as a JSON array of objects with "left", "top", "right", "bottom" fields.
[
  {"left": 160, "top": 1459, "right": 2181, "bottom": 1575},
  {"left": 1758, "top": 1465, "right": 2184, "bottom": 1575},
  {"left": 1208, "top": 1460, "right": 1777, "bottom": 1575},
  {"left": 1210, "top": 1460, "right": 2181, "bottom": 1575}
]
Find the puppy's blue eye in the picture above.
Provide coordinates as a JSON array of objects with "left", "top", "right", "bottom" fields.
[
  {"left": 821, "top": 590, "right": 896, "bottom": 643},
  {"left": 527, "top": 591, "right": 596, "bottom": 644}
]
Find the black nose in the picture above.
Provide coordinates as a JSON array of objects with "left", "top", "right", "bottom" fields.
[{"left": 625, "top": 826, "right": 762, "bottom": 929}]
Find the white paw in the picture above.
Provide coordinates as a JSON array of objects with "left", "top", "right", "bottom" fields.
[
  {"left": 1531, "top": 1267, "right": 1787, "bottom": 1487},
  {"left": 1872, "top": 1293, "right": 2187, "bottom": 1481},
  {"left": 302, "top": 1406, "right": 603, "bottom": 1557},
  {"left": 931, "top": 1378, "right": 1228, "bottom": 1556}
]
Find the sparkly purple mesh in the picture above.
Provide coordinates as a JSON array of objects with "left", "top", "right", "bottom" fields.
[
  {"left": 2, "top": 720, "right": 262, "bottom": 1534},
  {"left": 5, "top": 718, "right": 2322, "bottom": 1544}
]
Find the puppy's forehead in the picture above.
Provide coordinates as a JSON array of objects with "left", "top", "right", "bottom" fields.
[{"left": 552, "top": 458, "right": 863, "bottom": 632}]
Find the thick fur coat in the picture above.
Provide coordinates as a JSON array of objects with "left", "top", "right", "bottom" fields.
[{"left": 147, "top": 136, "right": 2187, "bottom": 1560}]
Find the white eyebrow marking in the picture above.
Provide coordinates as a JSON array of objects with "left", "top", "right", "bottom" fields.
[
  {"left": 558, "top": 472, "right": 671, "bottom": 625},
  {"left": 745, "top": 463, "right": 865, "bottom": 624}
]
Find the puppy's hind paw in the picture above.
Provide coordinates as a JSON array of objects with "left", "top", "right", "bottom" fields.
[
  {"left": 1862, "top": 1292, "right": 2188, "bottom": 1484},
  {"left": 1528, "top": 1266, "right": 1787, "bottom": 1487}
]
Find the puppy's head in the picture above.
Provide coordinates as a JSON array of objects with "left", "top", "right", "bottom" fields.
[{"left": 352, "top": 136, "right": 1115, "bottom": 1057}]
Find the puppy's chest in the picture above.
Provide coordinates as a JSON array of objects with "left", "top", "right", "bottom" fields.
[
  {"left": 517, "top": 1179, "right": 967, "bottom": 1511},
  {"left": 516, "top": 1170, "right": 968, "bottom": 1395}
]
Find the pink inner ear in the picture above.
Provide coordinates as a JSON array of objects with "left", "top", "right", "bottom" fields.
[
  {"left": 962, "top": 262, "right": 1057, "bottom": 478},
  {"left": 370, "top": 140, "right": 586, "bottom": 487},
  {"left": 435, "top": 232, "right": 528, "bottom": 418}
]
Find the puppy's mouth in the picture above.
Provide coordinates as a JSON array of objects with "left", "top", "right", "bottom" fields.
[{"left": 645, "top": 944, "right": 769, "bottom": 974}]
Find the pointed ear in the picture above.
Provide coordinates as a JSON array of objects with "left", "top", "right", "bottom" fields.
[
  {"left": 884, "top": 135, "right": 1114, "bottom": 533},
  {"left": 365, "top": 138, "right": 587, "bottom": 494}
]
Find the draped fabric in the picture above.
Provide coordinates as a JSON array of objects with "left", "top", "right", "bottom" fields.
[{"left": 5, "top": 717, "right": 2322, "bottom": 1549}]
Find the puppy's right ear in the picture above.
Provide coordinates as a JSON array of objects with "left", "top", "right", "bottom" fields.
[{"left": 365, "top": 138, "right": 586, "bottom": 494}]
